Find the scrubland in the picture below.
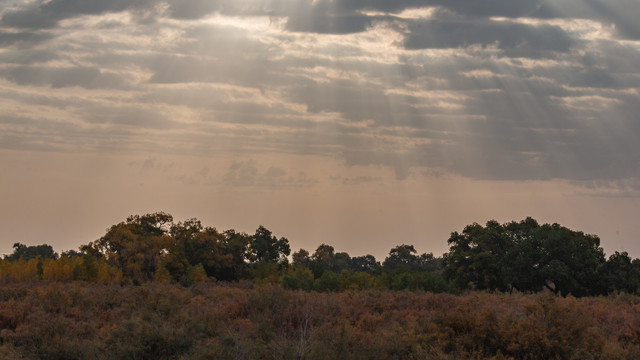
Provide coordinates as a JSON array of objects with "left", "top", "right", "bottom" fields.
[{"left": 0, "top": 282, "right": 639, "bottom": 360}]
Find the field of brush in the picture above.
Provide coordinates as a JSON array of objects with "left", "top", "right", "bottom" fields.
[{"left": 0, "top": 282, "right": 638, "bottom": 359}]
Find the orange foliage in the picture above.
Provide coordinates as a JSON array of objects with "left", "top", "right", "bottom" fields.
[{"left": 0, "top": 283, "right": 638, "bottom": 359}]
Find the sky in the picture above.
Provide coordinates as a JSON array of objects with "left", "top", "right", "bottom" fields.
[{"left": 1, "top": 0, "right": 639, "bottom": 261}]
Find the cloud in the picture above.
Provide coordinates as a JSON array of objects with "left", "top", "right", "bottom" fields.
[
  {"left": 0, "top": 49, "right": 58, "bottom": 64},
  {"left": 0, "top": 0, "right": 158, "bottom": 29},
  {"left": 330, "top": 175, "right": 383, "bottom": 185},
  {"left": 0, "top": 30, "right": 54, "bottom": 47},
  {"left": 223, "top": 160, "right": 315, "bottom": 188},
  {"left": 0, "top": 0, "right": 638, "bottom": 187},
  {"left": 1, "top": 7, "right": 60, "bottom": 29},
  {"left": 284, "top": 1, "right": 375, "bottom": 34},
  {"left": 402, "top": 17, "right": 574, "bottom": 57},
  {"left": 0, "top": 65, "right": 129, "bottom": 89}
]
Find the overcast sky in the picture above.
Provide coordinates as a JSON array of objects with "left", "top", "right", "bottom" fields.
[{"left": 1, "top": 0, "right": 639, "bottom": 260}]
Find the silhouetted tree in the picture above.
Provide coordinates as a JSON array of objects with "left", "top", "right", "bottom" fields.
[
  {"left": 167, "top": 219, "right": 232, "bottom": 284},
  {"left": 443, "top": 217, "right": 607, "bottom": 296},
  {"left": 220, "top": 229, "right": 254, "bottom": 280},
  {"left": 349, "top": 255, "right": 379, "bottom": 273},
  {"left": 250, "top": 226, "right": 290, "bottom": 265},
  {"left": 292, "top": 248, "right": 311, "bottom": 268},
  {"left": 5, "top": 243, "right": 58, "bottom": 262},
  {"left": 599, "top": 251, "right": 640, "bottom": 294}
]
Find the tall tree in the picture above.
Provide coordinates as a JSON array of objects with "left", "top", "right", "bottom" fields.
[
  {"left": 383, "top": 244, "right": 420, "bottom": 271},
  {"left": 349, "top": 255, "right": 379, "bottom": 273},
  {"left": 250, "top": 226, "right": 290, "bottom": 264},
  {"left": 81, "top": 212, "right": 174, "bottom": 284},
  {"left": 167, "top": 219, "right": 232, "bottom": 283},
  {"left": 221, "top": 229, "right": 254, "bottom": 281},
  {"left": 599, "top": 251, "right": 640, "bottom": 294},
  {"left": 443, "top": 217, "right": 606, "bottom": 296},
  {"left": 292, "top": 248, "right": 311, "bottom": 268}
]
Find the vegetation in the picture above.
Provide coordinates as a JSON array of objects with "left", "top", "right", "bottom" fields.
[
  {"left": 443, "top": 217, "right": 640, "bottom": 296},
  {"left": 0, "top": 282, "right": 639, "bottom": 359},
  {"left": 2, "top": 212, "right": 638, "bottom": 296},
  {"left": 1, "top": 213, "right": 640, "bottom": 358}
]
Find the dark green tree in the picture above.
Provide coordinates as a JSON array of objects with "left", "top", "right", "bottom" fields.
[
  {"left": 292, "top": 248, "right": 311, "bottom": 267},
  {"left": 250, "top": 225, "right": 290, "bottom": 264},
  {"left": 349, "top": 254, "right": 379, "bottom": 273},
  {"left": 220, "top": 229, "right": 254, "bottom": 281},
  {"left": 333, "top": 252, "right": 351, "bottom": 273},
  {"left": 5, "top": 243, "right": 58, "bottom": 262},
  {"left": 167, "top": 219, "right": 232, "bottom": 283},
  {"left": 500, "top": 217, "right": 546, "bottom": 292},
  {"left": 443, "top": 221, "right": 510, "bottom": 291},
  {"left": 308, "top": 244, "right": 338, "bottom": 277},
  {"left": 537, "top": 223, "right": 605, "bottom": 296},
  {"left": 383, "top": 244, "right": 417, "bottom": 270},
  {"left": 599, "top": 251, "right": 640, "bottom": 294},
  {"left": 443, "top": 217, "right": 607, "bottom": 296}
]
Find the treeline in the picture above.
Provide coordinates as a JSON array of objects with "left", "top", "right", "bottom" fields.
[
  {"left": 2, "top": 213, "right": 639, "bottom": 296},
  {"left": 0, "top": 282, "right": 639, "bottom": 359}
]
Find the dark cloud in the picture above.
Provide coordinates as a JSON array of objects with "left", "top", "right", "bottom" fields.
[
  {"left": 582, "top": 0, "right": 640, "bottom": 40},
  {"left": 0, "top": 49, "right": 58, "bottom": 64},
  {"left": 282, "top": 1, "right": 377, "bottom": 34},
  {"left": 39, "top": 0, "right": 149, "bottom": 15},
  {"left": 1, "top": 0, "right": 156, "bottom": 29},
  {"left": 1, "top": 7, "right": 59, "bottom": 29},
  {"left": 163, "top": 0, "right": 222, "bottom": 19},
  {"left": 0, "top": 30, "right": 54, "bottom": 47},
  {"left": 286, "top": 13, "right": 373, "bottom": 34},
  {"left": 431, "top": 0, "right": 544, "bottom": 18},
  {"left": 403, "top": 18, "right": 574, "bottom": 57},
  {"left": 0, "top": 66, "right": 129, "bottom": 89}
]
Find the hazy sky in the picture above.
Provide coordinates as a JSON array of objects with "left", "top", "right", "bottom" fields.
[{"left": 1, "top": 0, "right": 639, "bottom": 260}]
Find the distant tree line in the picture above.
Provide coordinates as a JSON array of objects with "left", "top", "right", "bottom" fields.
[{"left": 2, "top": 213, "right": 639, "bottom": 296}]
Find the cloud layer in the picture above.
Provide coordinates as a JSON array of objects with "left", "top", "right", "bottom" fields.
[{"left": 1, "top": 0, "right": 639, "bottom": 193}]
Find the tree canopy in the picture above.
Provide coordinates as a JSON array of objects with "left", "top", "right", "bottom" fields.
[
  {"left": 5, "top": 243, "right": 58, "bottom": 262},
  {"left": 443, "top": 217, "right": 612, "bottom": 296},
  {"left": 2, "top": 213, "right": 639, "bottom": 296}
]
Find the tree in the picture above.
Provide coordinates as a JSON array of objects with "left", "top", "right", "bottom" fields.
[
  {"left": 349, "top": 255, "right": 379, "bottom": 273},
  {"left": 383, "top": 244, "right": 420, "bottom": 271},
  {"left": 282, "top": 265, "right": 314, "bottom": 291},
  {"left": 383, "top": 245, "right": 443, "bottom": 273},
  {"left": 81, "top": 212, "right": 174, "bottom": 284},
  {"left": 333, "top": 252, "right": 351, "bottom": 273},
  {"left": 220, "top": 229, "right": 254, "bottom": 281},
  {"left": 599, "top": 251, "right": 640, "bottom": 294},
  {"left": 309, "top": 244, "right": 335, "bottom": 277},
  {"left": 292, "top": 249, "right": 311, "bottom": 268},
  {"left": 166, "top": 219, "right": 233, "bottom": 283},
  {"left": 443, "top": 218, "right": 607, "bottom": 296},
  {"left": 537, "top": 223, "right": 605, "bottom": 296},
  {"left": 5, "top": 243, "right": 58, "bottom": 262},
  {"left": 250, "top": 226, "right": 290, "bottom": 265},
  {"left": 500, "top": 217, "right": 546, "bottom": 292}
]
